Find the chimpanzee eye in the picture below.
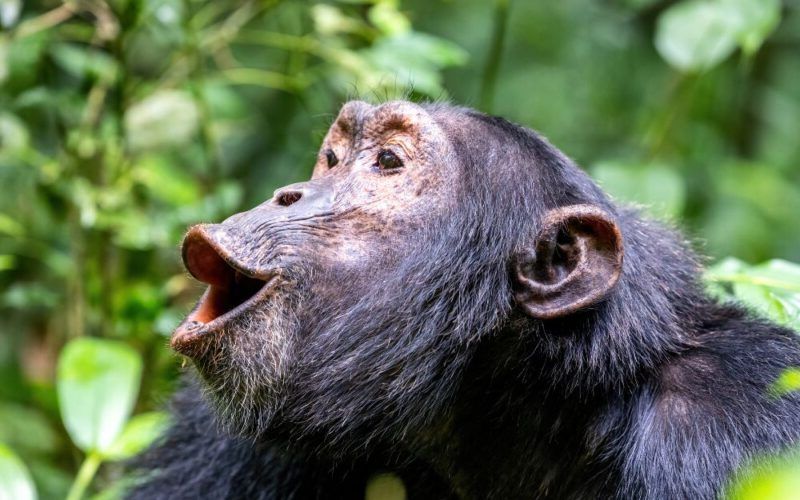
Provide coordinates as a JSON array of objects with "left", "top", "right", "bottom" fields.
[
  {"left": 324, "top": 149, "right": 338, "bottom": 168},
  {"left": 377, "top": 150, "right": 403, "bottom": 171}
]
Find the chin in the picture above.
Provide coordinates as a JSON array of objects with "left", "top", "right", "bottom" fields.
[{"left": 183, "top": 291, "right": 303, "bottom": 438}]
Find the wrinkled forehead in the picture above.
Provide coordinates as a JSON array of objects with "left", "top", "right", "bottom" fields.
[{"left": 325, "top": 100, "right": 444, "bottom": 145}]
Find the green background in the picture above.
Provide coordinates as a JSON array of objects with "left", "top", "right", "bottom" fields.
[{"left": 0, "top": 0, "right": 799, "bottom": 498}]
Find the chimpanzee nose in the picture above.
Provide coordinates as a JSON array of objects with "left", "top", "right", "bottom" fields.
[
  {"left": 274, "top": 187, "right": 303, "bottom": 207},
  {"left": 271, "top": 180, "right": 334, "bottom": 212}
]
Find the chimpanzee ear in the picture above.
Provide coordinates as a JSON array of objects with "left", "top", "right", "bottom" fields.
[{"left": 514, "top": 205, "right": 623, "bottom": 319}]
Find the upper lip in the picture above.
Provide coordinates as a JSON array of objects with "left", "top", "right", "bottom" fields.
[{"left": 171, "top": 225, "right": 278, "bottom": 355}]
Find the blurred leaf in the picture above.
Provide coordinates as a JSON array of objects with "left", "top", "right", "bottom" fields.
[
  {"left": 591, "top": 161, "right": 686, "bottom": 218},
  {"left": 365, "top": 473, "right": 406, "bottom": 500},
  {"left": 0, "top": 443, "right": 36, "bottom": 500},
  {"left": 0, "top": 213, "right": 23, "bottom": 237},
  {"left": 655, "top": 0, "right": 781, "bottom": 72},
  {"left": 0, "top": 404, "right": 60, "bottom": 455},
  {"left": 0, "top": 255, "right": 14, "bottom": 272},
  {"left": 135, "top": 155, "right": 200, "bottom": 206},
  {"left": 312, "top": 5, "right": 367, "bottom": 37},
  {"left": 655, "top": 0, "right": 738, "bottom": 72},
  {"left": 49, "top": 44, "right": 119, "bottom": 82},
  {"left": 365, "top": 33, "right": 467, "bottom": 96},
  {"left": 726, "top": 449, "right": 800, "bottom": 500},
  {"left": 1, "top": 283, "right": 60, "bottom": 311},
  {"left": 124, "top": 90, "right": 200, "bottom": 151},
  {"left": 706, "top": 259, "right": 800, "bottom": 330},
  {"left": 369, "top": 2, "right": 411, "bottom": 37},
  {"left": 0, "top": 113, "right": 29, "bottom": 154},
  {"left": 0, "top": 37, "right": 7, "bottom": 84},
  {"left": 0, "top": 0, "right": 21, "bottom": 29},
  {"left": 726, "top": 0, "right": 781, "bottom": 56},
  {"left": 771, "top": 368, "right": 800, "bottom": 397},
  {"left": 26, "top": 459, "right": 71, "bottom": 500},
  {"left": 102, "top": 412, "right": 170, "bottom": 461},
  {"left": 153, "top": 308, "right": 184, "bottom": 337},
  {"left": 56, "top": 338, "right": 142, "bottom": 454}
]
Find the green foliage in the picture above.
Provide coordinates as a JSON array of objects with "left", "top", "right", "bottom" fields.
[
  {"left": 655, "top": 0, "right": 781, "bottom": 71},
  {"left": 0, "top": 0, "right": 798, "bottom": 498},
  {"left": 706, "top": 258, "right": 800, "bottom": 330},
  {"left": 57, "top": 339, "right": 142, "bottom": 454},
  {"left": 0, "top": 444, "right": 36, "bottom": 500},
  {"left": 726, "top": 450, "right": 800, "bottom": 500}
]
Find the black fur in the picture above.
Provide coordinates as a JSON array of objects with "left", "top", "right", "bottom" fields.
[{"left": 128, "top": 103, "right": 800, "bottom": 499}]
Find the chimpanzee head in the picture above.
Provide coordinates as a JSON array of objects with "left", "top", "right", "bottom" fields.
[{"left": 171, "top": 101, "right": 628, "bottom": 446}]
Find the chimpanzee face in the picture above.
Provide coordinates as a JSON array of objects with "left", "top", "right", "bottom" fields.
[
  {"left": 171, "top": 101, "right": 465, "bottom": 432},
  {"left": 171, "top": 100, "right": 623, "bottom": 439}
]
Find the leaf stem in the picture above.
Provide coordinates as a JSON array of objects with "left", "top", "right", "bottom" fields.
[
  {"left": 66, "top": 451, "right": 103, "bottom": 500},
  {"left": 479, "top": 0, "right": 511, "bottom": 113}
]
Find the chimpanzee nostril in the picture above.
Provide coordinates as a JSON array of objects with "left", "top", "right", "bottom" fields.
[{"left": 275, "top": 190, "right": 303, "bottom": 207}]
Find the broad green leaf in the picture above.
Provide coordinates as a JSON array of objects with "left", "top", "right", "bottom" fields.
[
  {"left": 57, "top": 338, "right": 142, "bottom": 454},
  {"left": 655, "top": 0, "right": 739, "bottom": 71},
  {"left": 0, "top": 443, "right": 36, "bottom": 500},
  {"left": 591, "top": 161, "right": 686, "bottom": 218},
  {"left": 0, "top": 255, "right": 14, "bottom": 272},
  {"left": 706, "top": 259, "right": 800, "bottom": 330},
  {"left": 707, "top": 257, "right": 748, "bottom": 277},
  {"left": 655, "top": 0, "right": 781, "bottom": 72},
  {"left": 733, "top": 282, "right": 785, "bottom": 323},
  {"left": 102, "top": 412, "right": 170, "bottom": 461},
  {"left": 124, "top": 90, "right": 200, "bottom": 152},
  {"left": 724, "top": 0, "right": 781, "bottom": 56}
]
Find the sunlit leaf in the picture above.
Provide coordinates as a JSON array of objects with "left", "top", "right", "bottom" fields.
[
  {"left": 312, "top": 5, "right": 366, "bottom": 37},
  {"left": 124, "top": 90, "right": 200, "bottom": 152},
  {"left": 771, "top": 368, "right": 800, "bottom": 398},
  {"left": 369, "top": 2, "right": 411, "bottom": 37},
  {"left": 0, "top": 443, "right": 36, "bottom": 500},
  {"left": 726, "top": 449, "right": 800, "bottom": 500},
  {"left": 56, "top": 338, "right": 142, "bottom": 453},
  {"left": 102, "top": 412, "right": 170, "bottom": 461},
  {"left": 0, "top": 214, "right": 22, "bottom": 237}
]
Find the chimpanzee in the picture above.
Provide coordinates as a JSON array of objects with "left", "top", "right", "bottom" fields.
[{"left": 129, "top": 101, "right": 800, "bottom": 499}]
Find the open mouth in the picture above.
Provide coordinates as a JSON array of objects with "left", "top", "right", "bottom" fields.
[{"left": 171, "top": 227, "right": 277, "bottom": 353}]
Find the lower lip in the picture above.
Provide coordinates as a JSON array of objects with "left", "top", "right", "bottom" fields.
[{"left": 171, "top": 275, "right": 279, "bottom": 351}]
